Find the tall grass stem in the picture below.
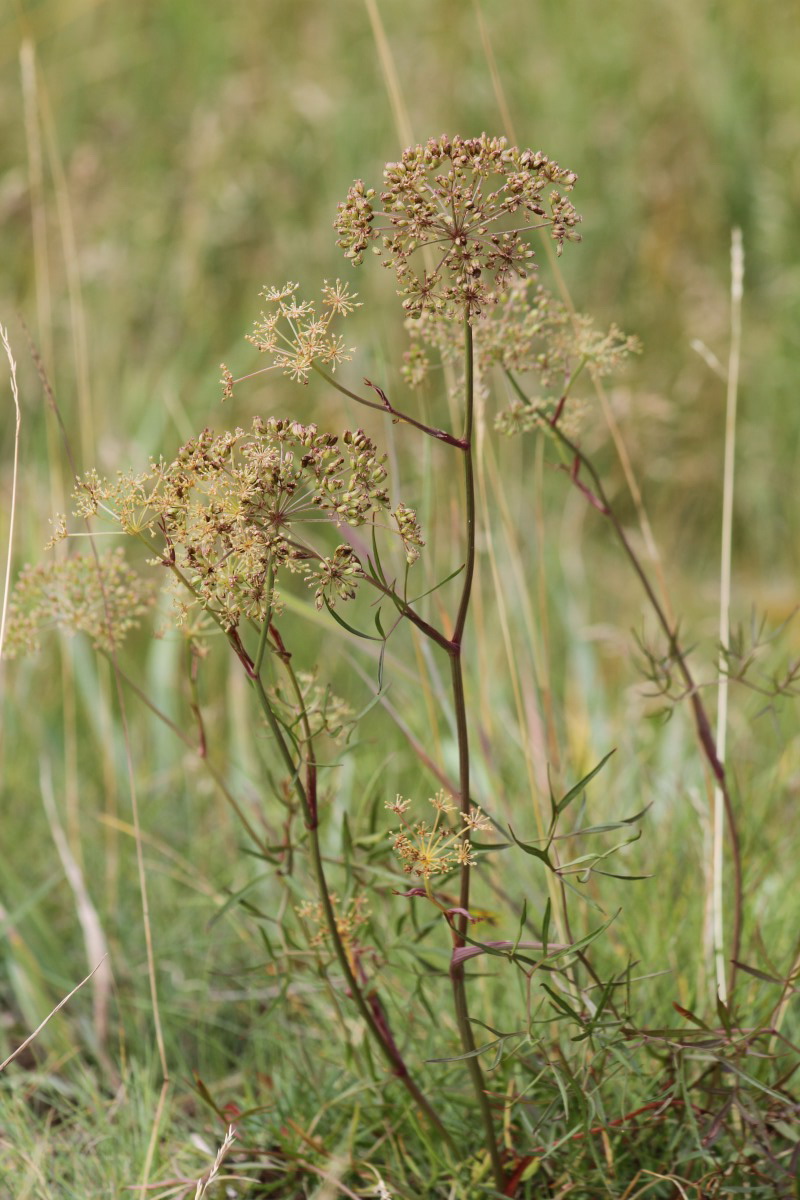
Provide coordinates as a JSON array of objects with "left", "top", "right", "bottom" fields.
[{"left": 712, "top": 228, "right": 744, "bottom": 1002}]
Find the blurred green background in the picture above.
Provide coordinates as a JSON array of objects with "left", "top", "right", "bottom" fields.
[
  {"left": 2, "top": 0, "right": 799, "bottom": 582},
  {"left": 1, "top": 0, "right": 799, "bottom": 1189}
]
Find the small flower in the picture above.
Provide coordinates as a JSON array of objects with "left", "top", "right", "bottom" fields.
[
  {"left": 297, "top": 893, "right": 369, "bottom": 949},
  {"left": 262, "top": 281, "right": 300, "bottom": 303},
  {"left": 246, "top": 280, "right": 359, "bottom": 384},
  {"left": 385, "top": 794, "right": 412, "bottom": 814},
  {"left": 321, "top": 278, "right": 360, "bottom": 316},
  {"left": 455, "top": 842, "right": 477, "bottom": 868},
  {"left": 429, "top": 789, "right": 456, "bottom": 814},
  {"left": 220, "top": 363, "right": 234, "bottom": 401},
  {"left": 387, "top": 789, "right": 490, "bottom": 881},
  {"left": 462, "top": 806, "right": 492, "bottom": 832},
  {"left": 44, "top": 513, "right": 68, "bottom": 550}
]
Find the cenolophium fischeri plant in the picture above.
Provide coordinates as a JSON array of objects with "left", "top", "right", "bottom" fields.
[
  {"left": 337, "top": 135, "right": 578, "bottom": 1187},
  {"left": 8, "top": 134, "right": 655, "bottom": 1193}
]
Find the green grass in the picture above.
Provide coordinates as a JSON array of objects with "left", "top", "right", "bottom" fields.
[{"left": 1, "top": 1, "right": 799, "bottom": 1196}]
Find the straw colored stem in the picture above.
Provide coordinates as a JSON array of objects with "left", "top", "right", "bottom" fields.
[{"left": 712, "top": 228, "right": 744, "bottom": 1002}]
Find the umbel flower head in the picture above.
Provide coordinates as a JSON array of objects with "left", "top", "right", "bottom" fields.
[
  {"left": 69, "top": 418, "right": 423, "bottom": 631},
  {"left": 403, "top": 277, "right": 641, "bottom": 438},
  {"left": 244, "top": 279, "right": 360, "bottom": 385},
  {"left": 335, "top": 134, "right": 580, "bottom": 320},
  {"left": 3, "top": 548, "right": 155, "bottom": 657},
  {"left": 385, "top": 790, "right": 492, "bottom": 880}
]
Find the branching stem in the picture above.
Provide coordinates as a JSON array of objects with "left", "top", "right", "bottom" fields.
[
  {"left": 312, "top": 363, "right": 467, "bottom": 448},
  {"left": 505, "top": 370, "right": 743, "bottom": 991},
  {"left": 446, "top": 319, "right": 505, "bottom": 1190},
  {"left": 249, "top": 625, "right": 455, "bottom": 1148}
]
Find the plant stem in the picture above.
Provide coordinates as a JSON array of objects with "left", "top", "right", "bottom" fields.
[
  {"left": 453, "top": 322, "right": 477, "bottom": 647},
  {"left": 254, "top": 560, "right": 275, "bottom": 678},
  {"left": 505, "top": 371, "right": 743, "bottom": 991},
  {"left": 250, "top": 628, "right": 456, "bottom": 1149},
  {"left": 312, "top": 364, "right": 467, "bottom": 448},
  {"left": 448, "top": 319, "right": 505, "bottom": 1191}
]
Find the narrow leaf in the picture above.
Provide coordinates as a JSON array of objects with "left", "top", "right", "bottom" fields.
[
  {"left": 563, "top": 804, "right": 652, "bottom": 837},
  {"left": 508, "top": 825, "right": 552, "bottom": 867},
  {"left": 673, "top": 1003, "right": 710, "bottom": 1030},
  {"left": 377, "top": 631, "right": 389, "bottom": 690},
  {"left": 341, "top": 812, "right": 354, "bottom": 872},
  {"left": 426, "top": 1038, "right": 503, "bottom": 1064},
  {"left": 556, "top": 749, "right": 616, "bottom": 815},
  {"left": 370, "top": 523, "right": 387, "bottom": 586},
  {"left": 408, "top": 562, "right": 465, "bottom": 605},
  {"left": 541, "top": 983, "right": 583, "bottom": 1022},
  {"left": 512, "top": 898, "right": 528, "bottom": 956},
  {"left": 592, "top": 869, "right": 653, "bottom": 881},
  {"left": 730, "top": 959, "right": 786, "bottom": 986},
  {"left": 726, "top": 1062, "right": 795, "bottom": 1104},
  {"left": 323, "top": 597, "right": 381, "bottom": 641},
  {"left": 716, "top": 995, "right": 732, "bottom": 1035},
  {"left": 209, "top": 874, "right": 271, "bottom": 927}
]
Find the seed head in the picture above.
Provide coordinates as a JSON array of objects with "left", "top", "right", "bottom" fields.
[
  {"left": 62, "top": 418, "right": 423, "bottom": 633},
  {"left": 336, "top": 134, "right": 580, "bottom": 320}
]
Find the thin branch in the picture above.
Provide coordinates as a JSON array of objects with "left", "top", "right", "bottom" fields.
[
  {"left": 505, "top": 369, "right": 743, "bottom": 987},
  {"left": 311, "top": 364, "right": 467, "bottom": 448}
]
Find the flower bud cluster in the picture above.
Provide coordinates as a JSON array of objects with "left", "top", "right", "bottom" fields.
[{"left": 336, "top": 134, "right": 580, "bottom": 320}]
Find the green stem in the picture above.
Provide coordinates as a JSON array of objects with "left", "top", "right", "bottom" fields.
[
  {"left": 306, "top": 820, "right": 455, "bottom": 1148},
  {"left": 362, "top": 571, "right": 454, "bottom": 653},
  {"left": 453, "top": 321, "right": 477, "bottom": 647},
  {"left": 448, "top": 319, "right": 505, "bottom": 1191}
]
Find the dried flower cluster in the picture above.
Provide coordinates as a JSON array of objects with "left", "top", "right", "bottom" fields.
[
  {"left": 3, "top": 548, "right": 155, "bottom": 656},
  {"left": 336, "top": 134, "right": 580, "bottom": 319},
  {"left": 243, "top": 279, "right": 360, "bottom": 384},
  {"left": 385, "top": 790, "right": 492, "bottom": 879},
  {"left": 402, "top": 278, "right": 640, "bottom": 437},
  {"left": 63, "top": 417, "right": 422, "bottom": 632},
  {"left": 296, "top": 892, "right": 370, "bottom": 950}
]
